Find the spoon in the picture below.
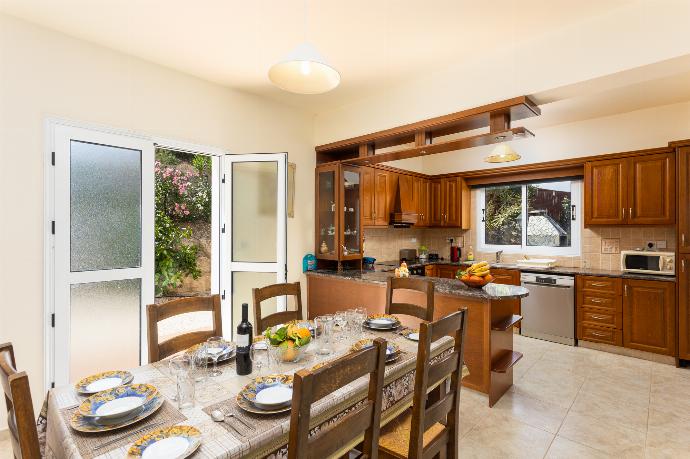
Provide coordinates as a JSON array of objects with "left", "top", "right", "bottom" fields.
[
  {"left": 222, "top": 408, "right": 253, "bottom": 429},
  {"left": 210, "top": 409, "right": 243, "bottom": 436}
]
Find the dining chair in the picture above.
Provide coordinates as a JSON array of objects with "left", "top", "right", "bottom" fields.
[
  {"left": 377, "top": 309, "right": 468, "bottom": 459},
  {"left": 385, "top": 277, "right": 435, "bottom": 322},
  {"left": 0, "top": 342, "right": 41, "bottom": 459},
  {"left": 288, "top": 337, "right": 388, "bottom": 459},
  {"left": 252, "top": 282, "right": 303, "bottom": 333},
  {"left": 146, "top": 294, "right": 222, "bottom": 363}
]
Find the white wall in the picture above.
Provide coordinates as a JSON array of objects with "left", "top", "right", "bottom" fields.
[
  {"left": 0, "top": 14, "right": 314, "bottom": 429},
  {"left": 421, "top": 101, "right": 690, "bottom": 175}
]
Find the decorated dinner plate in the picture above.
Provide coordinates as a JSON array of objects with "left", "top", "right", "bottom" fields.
[
  {"left": 78, "top": 384, "right": 159, "bottom": 420},
  {"left": 74, "top": 370, "right": 134, "bottom": 395},
  {"left": 70, "top": 388, "right": 164, "bottom": 433},
  {"left": 186, "top": 339, "right": 235, "bottom": 363},
  {"left": 236, "top": 374, "right": 293, "bottom": 414},
  {"left": 400, "top": 328, "right": 420, "bottom": 342},
  {"left": 363, "top": 314, "right": 400, "bottom": 330},
  {"left": 351, "top": 339, "right": 401, "bottom": 359},
  {"left": 127, "top": 425, "right": 201, "bottom": 459}
]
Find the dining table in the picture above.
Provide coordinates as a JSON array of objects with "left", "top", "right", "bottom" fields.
[{"left": 44, "top": 324, "right": 466, "bottom": 459}]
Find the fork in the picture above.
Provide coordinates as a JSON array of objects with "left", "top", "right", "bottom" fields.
[{"left": 222, "top": 408, "right": 252, "bottom": 430}]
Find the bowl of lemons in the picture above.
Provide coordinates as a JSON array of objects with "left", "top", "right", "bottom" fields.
[{"left": 264, "top": 323, "right": 312, "bottom": 363}]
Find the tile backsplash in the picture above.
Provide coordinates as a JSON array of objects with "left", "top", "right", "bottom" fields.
[{"left": 363, "top": 188, "right": 676, "bottom": 270}]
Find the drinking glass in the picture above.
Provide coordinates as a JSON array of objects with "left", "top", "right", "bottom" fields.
[
  {"left": 250, "top": 342, "right": 268, "bottom": 376},
  {"left": 206, "top": 336, "right": 225, "bottom": 377},
  {"left": 191, "top": 344, "right": 208, "bottom": 384},
  {"left": 314, "top": 315, "right": 335, "bottom": 355},
  {"left": 334, "top": 311, "right": 349, "bottom": 342},
  {"left": 354, "top": 307, "right": 367, "bottom": 338},
  {"left": 170, "top": 355, "right": 195, "bottom": 409}
]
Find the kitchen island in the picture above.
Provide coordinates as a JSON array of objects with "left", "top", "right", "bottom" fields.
[{"left": 306, "top": 269, "right": 529, "bottom": 406}]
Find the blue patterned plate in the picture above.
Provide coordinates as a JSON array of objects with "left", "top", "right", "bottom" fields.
[
  {"left": 237, "top": 374, "right": 293, "bottom": 413},
  {"left": 70, "top": 387, "right": 164, "bottom": 433},
  {"left": 400, "top": 328, "right": 420, "bottom": 342},
  {"left": 74, "top": 370, "right": 134, "bottom": 395},
  {"left": 127, "top": 425, "right": 201, "bottom": 458},
  {"left": 78, "top": 384, "right": 159, "bottom": 420},
  {"left": 351, "top": 339, "right": 401, "bottom": 361}
]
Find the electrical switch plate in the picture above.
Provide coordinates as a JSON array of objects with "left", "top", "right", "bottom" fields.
[{"left": 656, "top": 240, "right": 667, "bottom": 249}]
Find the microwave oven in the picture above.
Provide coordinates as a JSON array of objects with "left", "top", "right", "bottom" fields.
[{"left": 620, "top": 250, "right": 675, "bottom": 276}]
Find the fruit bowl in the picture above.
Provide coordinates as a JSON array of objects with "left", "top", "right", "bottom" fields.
[
  {"left": 269, "top": 341, "right": 310, "bottom": 363},
  {"left": 264, "top": 323, "right": 312, "bottom": 363},
  {"left": 458, "top": 276, "right": 494, "bottom": 289}
]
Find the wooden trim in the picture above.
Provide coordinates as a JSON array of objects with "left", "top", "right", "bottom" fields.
[
  {"left": 317, "top": 96, "right": 538, "bottom": 153},
  {"left": 669, "top": 138, "right": 690, "bottom": 148},
  {"left": 464, "top": 165, "right": 584, "bottom": 187}
]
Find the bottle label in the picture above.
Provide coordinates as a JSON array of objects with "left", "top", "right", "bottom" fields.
[{"left": 236, "top": 334, "right": 250, "bottom": 347}]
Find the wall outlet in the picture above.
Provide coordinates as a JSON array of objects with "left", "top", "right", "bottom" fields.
[
  {"left": 410, "top": 237, "right": 417, "bottom": 243},
  {"left": 645, "top": 241, "right": 656, "bottom": 250},
  {"left": 656, "top": 240, "right": 667, "bottom": 249}
]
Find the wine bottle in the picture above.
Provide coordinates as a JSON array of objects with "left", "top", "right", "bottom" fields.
[{"left": 235, "top": 303, "right": 253, "bottom": 376}]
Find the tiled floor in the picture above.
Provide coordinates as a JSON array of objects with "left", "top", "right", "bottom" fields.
[
  {"left": 459, "top": 335, "right": 690, "bottom": 458},
  {"left": 1, "top": 335, "right": 689, "bottom": 458}
]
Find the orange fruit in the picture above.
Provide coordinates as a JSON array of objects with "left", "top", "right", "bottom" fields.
[
  {"left": 485, "top": 274, "right": 494, "bottom": 282},
  {"left": 470, "top": 275, "right": 482, "bottom": 282},
  {"left": 296, "top": 328, "right": 311, "bottom": 339}
]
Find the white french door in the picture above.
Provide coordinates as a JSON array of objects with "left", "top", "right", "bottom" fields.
[
  {"left": 221, "top": 153, "right": 287, "bottom": 337},
  {"left": 53, "top": 125, "right": 154, "bottom": 385}
]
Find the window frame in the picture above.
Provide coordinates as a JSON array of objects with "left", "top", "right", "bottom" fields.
[{"left": 476, "top": 180, "right": 581, "bottom": 256}]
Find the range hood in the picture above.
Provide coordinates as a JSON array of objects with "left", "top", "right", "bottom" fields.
[{"left": 390, "top": 175, "right": 418, "bottom": 227}]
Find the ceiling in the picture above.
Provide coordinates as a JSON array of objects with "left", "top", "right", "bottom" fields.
[{"left": 0, "top": 0, "right": 635, "bottom": 113}]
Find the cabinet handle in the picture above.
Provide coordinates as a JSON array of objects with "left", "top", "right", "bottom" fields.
[
  {"left": 683, "top": 259, "right": 686, "bottom": 273},
  {"left": 590, "top": 314, "right": 608, "bottom": 320},
  {"left": 624, "top": 284, "right": 628, "bottom": 296},
  {"left": 589, "top": 330, "right": 609, "bottom": 338},
  {"left": 629, "top": 207, "right": 633, "bottom": 218},
  {"left": 590, "top": 298, "right": 604, "bottom": 303},
  {"left": 622, "top": 207, "right": 626, "bottom": 219},
  {"left": 591, "top": 282, "right": 608, "bottom": 287},
  {"left": 683, "top": 234, "right": 686, "bottom": 247}
]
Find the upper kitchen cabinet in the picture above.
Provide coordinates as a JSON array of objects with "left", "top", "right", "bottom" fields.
[
  {"left": 360, "top": 166, "right": 375, "bottom": 227},
  {"left": 678, "top": 145, "right": 690, "bottom": 253},
  {"left": 584, "top": 151, "right": 675, "bottom": 226},
  {"left": 315, "top": 163, "right": 362, "bottom": 262},
  {"left": 431, "top": 177, "right": 470, "bottom": 228},
  {"left": 413, "top": 176, "right": 430, "bottom": 227}
]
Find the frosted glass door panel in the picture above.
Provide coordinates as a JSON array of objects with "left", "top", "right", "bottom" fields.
[
  {"left": 69, "top": 279, "right": 141, "bottom": 382},
  {"left": 232, "top": 271, "right": 280, "bottom": 332},
  {"left": 70, "top": 140, "right": 142, "bottom": 272},
  {"left": 232, "top": 161, "right": 277, "bottom": 262}
]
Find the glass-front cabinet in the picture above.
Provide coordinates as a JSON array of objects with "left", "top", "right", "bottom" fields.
[{"left": 315, "top": 163, "right": 363, "bottom": 264}]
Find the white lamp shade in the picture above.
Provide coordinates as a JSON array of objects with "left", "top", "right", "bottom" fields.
[
  {"left": 485, "top": 143, "right": 521, "bottom": 163},
  {"left": 269, "top": 42, "right": 340, "bottom": 94}
]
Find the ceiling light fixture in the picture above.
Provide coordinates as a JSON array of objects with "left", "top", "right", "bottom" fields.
[
  {"left": 485, "top": 143, "right": 521, "bottom": 163},
  {"left": 268, "top": 0, "right": 340, "bottom": 94}
]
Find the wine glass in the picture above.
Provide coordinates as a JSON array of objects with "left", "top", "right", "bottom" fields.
[
  {"left": 250, "top": 342, "right": 268, "bottom": 376},
  {"left": 206, "top": 336, "right": 225, "bottom": 377}
]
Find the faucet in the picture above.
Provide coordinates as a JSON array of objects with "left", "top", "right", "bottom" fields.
[{"left": 495, "top": 250, "right": 503, "bottom": 263}]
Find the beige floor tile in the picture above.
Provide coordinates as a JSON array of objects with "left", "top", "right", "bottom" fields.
[
  {"left": 578, "top": 376, "right": 650, "bottom": 407},
  {"left": 649, "top": 391, "right": 690, "bottom": 422},
  {"left": 458, "top": 412, "right": 554, "bottom": 459},
  {"left": 545, "top": 436, "right": 612, "bottom": 459},
  {"left": 569, "top": 390, "right": 649, "bottom": 433},
  {"left": 491, "top": 390, "right": 568, "bottom": 434},
  {"left": 645, "top": 437, "right": 690, "bottom": 459},
  {"left": 646, "top": 407, "right": 690, "bottom": 449},
  {"left": 558, "top": 411, "right": 646, "bottom": 458},
  {"left": 459, "top": 389, "right": 493, "bottom": 438},
  {"left": 514, "top": 368, "right": 584, "bottom": 409}
]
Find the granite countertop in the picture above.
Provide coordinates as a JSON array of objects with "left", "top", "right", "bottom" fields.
[
  {"left": 376, "top": 260, "right": 676, "bottom": 282},
  {"left": 306, "top": 269, "right": 529, "bottom": 300}
]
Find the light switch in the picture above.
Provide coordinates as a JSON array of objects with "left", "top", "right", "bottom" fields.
[{"left": 656, "top": 240, "right": 667, "bottom": 249}]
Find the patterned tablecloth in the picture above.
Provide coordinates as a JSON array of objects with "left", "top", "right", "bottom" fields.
[{"left": 45, "top": 329, "right": 460, "bottom": 459}]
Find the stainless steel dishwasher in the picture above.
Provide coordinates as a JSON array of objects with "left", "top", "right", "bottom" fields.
[{"left": 520, "top": 273, "right": 575, "bottom": 346}]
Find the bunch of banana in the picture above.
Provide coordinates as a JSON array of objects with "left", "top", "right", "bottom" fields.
[{"left": 466, "top": 261, "right": 490, "bottom": 277}]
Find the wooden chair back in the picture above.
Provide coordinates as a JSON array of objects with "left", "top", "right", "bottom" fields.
[
  {"left": 385, "top": 277, "right": 435, "bottom": 322},
  {"left": 408, "top": 309, "right": 467, "bottom": 459},
  {"left": 146, "top": 294, "right": 222, "bottom": 363},
  {"left": 288, "top": 338, "right": 387, "bottom": 459},
  {"left": 252, "top": 282, "right": 303, "bottom": 333},
  {"left": 0, "top": 343, "right": 41, "bottom": 459}
]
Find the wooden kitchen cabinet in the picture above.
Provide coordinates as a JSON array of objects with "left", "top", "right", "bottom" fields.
[
  {"left": 577, "top": 275, "right": 623, "bottom": 346},
  {"left": 437, "top": 264, "right": 458, "bottom": 279},
  {"left": 678, "top": 146, "right": 690, "bottom": 253},
  {"left": 372, "top": 170, "right": 393, "bottom": 226},
  {"left": 679, "top": 255, "right": 690, "bottom": 360},
  {"left": 584, "top": 151, "right": 675, "bottom": 226},
  {"left": 424, "top": 265, "right": 438, "bottom": 277},
  {"left": 361, "top": 166, "right": 375, "bottom": 226},
  {"left": 413, "top": 176, "right": 430, "bottom": 227},
  {"left": 623, "top": 279, "right": 676, "bottom": 356},
  {"left": 430, "top": 177, "right": 469, "bottom": 228}
]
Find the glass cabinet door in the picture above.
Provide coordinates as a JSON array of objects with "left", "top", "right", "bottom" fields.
[
  {"left": 316, "top": 165, "right": 338, "bottom": 258},
  {"left": 341, "top": 166, "right": 361, "bottom": 257}
]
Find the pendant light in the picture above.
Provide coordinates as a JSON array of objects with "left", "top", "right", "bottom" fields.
[
  {"left": 268, "top": 0, "right": 340, "bottom": 94},
  {"left": 485, "top": 143, "right": 521, "bottom": 163}
]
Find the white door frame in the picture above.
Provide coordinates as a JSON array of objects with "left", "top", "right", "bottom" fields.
[{"left": 221, "top": 153, "right": 288, "bottom": 338}]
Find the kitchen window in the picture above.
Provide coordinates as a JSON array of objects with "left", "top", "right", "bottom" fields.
[{"left": 477, "top": 180, "right": 581, "bottom": 256}]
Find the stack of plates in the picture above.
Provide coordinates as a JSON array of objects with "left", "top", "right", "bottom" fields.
[
  {"left": 74, "top": 370, "right": 134, "bottom": 395},
  {"left": 70, "top": 384, "right": 164, "bottom": 433},
  {"left": 351, "top": 339, "right": 402, "bottom": 363},
  {"left": 187, "top": 339, "right": 236, "bottom": 363},
  {"left": 363, "top": 314, "right": 401, "bottom": 331},
  {"left": 236, "top": 374, "right": 293, "bottom": 414},
  {"left": 400, "top": 328, "right": 420, "bottom": 341}
]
